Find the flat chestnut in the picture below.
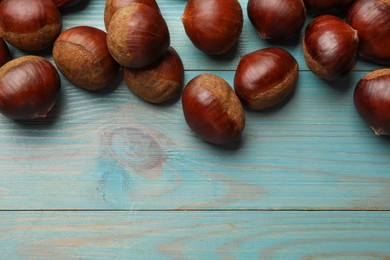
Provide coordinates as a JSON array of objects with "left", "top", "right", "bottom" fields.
[
  {"left": 347, "top": 0, "right": 390, "bottom": 65},
  {"left": 234, "top": 48, "right": 298, "bottom": 110},
  {"left": 304, "top": 0, "right": 354, "bottom": 15},
  {"left": 53, "top": 26, "right": 119, "bottom": 91},
  {"left": 104, "top": 0, "right": 160, "bottom": 29},
  {"left": 0, "top": 0, "right": 62, "bottom": 51},
  {"left": 303, "top": 15, "right": 359, "bottom": 80},
  {"left": 182, "top": 74, "right": 245, "bottom": 144},
  {"left": 107, "top": 3, "right": 170, "bottom": 68},
  {"left": 0, "top": 56, "right": 61, "bottom": 120},
  {"left": 0, "top": 37, "right": 10, "bottom": 67},
  {"left": 182, "top": 0, "right": 243, "bottom": 55},
  {"left": 123, "top": 47, "right": 184, "bottom": 104},
  {"left": 354, "top": 69, "right": 390, "bottom": 135},
  {"left": 247, "top": 0, "right": 306, "bottom": 39}
]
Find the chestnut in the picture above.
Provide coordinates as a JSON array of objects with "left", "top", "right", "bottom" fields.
[
  {"left": 182, "top": 0, "right": 243, "bottom": 55},
  {"left": 304, "top": 0, "right": 354, "bottom": 15},
  {"left": 354, "top": 69, "right": 390, "bottom": 135},
  {"left": 303, "top": 15, "right": 359, "bottom": 80},
  {"left": 52, "top": 0, "right": 83, "bottom": 9},
  {"left": 234, "top": 48, "right": 298, "bottom": 110},
  {"left": 0, "top": 37, "right": 10, "bottom": 67},
  {"left": 247, "top": 0, "right": 306, "bottom": 39},
  {"left": 182, "top": 74, "right": 245, "bottom": 144},
  {"left": 0, "top": 0, "right": 62, "bottom": 51},
  {"left": 53, "top": 26, "right": 119, "bottom": 91},
  {"left": 104, "top": 0, "right": 160, "bottom": 29},
  {"left": 107, "top": 3, "right": 170, "bottom": 68},
  {"left": 0, "top": 56, "right": 61, "bottom": 120},
  {"left": 346, "top": 0, "right": 390, "bottom": 65},
  {"left": 123, "top": 47, "right": 184, "bottom": 104}
]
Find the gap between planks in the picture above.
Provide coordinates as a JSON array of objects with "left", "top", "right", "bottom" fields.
[{"left": 1, "top": 209, "right": 390, "bottom": 212}]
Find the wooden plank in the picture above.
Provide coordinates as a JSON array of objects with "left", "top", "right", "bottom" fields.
[
  {"left": 1, "top": 211, "right": 390, "bottom": 259},
  {"left": 1, "top": 71, "right": 390, "bottom": 210}
]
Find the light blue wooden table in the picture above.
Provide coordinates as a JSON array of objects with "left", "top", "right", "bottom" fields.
[{"left": 1, "top": 0, "right": 390, "bottom": 259}]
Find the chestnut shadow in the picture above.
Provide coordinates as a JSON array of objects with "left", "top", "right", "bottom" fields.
[
  {"left": 81, "top": 70, "right": 123, "bottom": 97},
  {"left": 206, "top": 42, "right": 240, "bottom": 62},
  {"left": 318, "top": 72, "right": 355, "bottom": 94},
  {"left": 61, "top": 0, "right": 92, "bottom": 14},
  {"left": 204, "top": 135, "right": 245, "bottom": 152},
  {"left": 264, "top": 34, "right": 302, "bottom": 48}
]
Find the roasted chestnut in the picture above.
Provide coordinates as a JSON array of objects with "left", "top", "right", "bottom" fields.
[
  {"left": 182, "top": 0, "right": 243, "bottom": 55},
  {"left": 354, "top": 69, "right": 390, "bottom": 135},
  {"left": 0, "top": 0, "right": 62, "bottom": 51},
  {"left": 0, "top": 56, "right": 61, "bottom": 120},
  {"left": 234, "top": 48, "right": 298, "bottom": 110},
  {"left": 304, "top": 0, "right": 354, "bottom": 15},
  {"left": 182, "top": 74, "right": 245, "bottom": 144},
  {"left": 303, "top": 15, "right": 359, "bottom": 80},
  {"left": 106, "top": 3, "right": 170, "bottom": 68},
  {"left": 347, "top": 0, "right": 390, "bottom": 65},
  {"left": 0, "top": 37, "right": 10, "bottom": 67},
  {"left": 53, "top": 26, "right": 119, "bottom": 91},
  {"left": 123, "top": 47, "right": 184, "bottom": 103},
  {"left": 104, "top": 0, "right": 160, "bottom": 29},
  {"left": 247, "top": 0, "right": 306, "bottom": 39}
]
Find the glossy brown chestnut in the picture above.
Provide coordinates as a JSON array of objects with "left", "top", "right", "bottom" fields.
[
  {"left": 53, "top": 26, "right": 119, "bottom": 91},
  {"left": 104, "top": 0, "right": 160, "bottom": 29},
  {"left": 354, "top": 69, "right": 390, "bottom": 135},
  {"left": 304, "top": 0, "right": 354, "bottom": 15},
  {"left": 123, "top": 47, "right": 184, "bottom": 104},
  {"left": 0, "top": 37, "right": 10, "bottom": 67},
  {"left": 182, "top": 74, "right": 245, "bottom": 144},
  {"left": 247, "top": 0, "right": 306, "bottom": 39},
  {"left": 52, "top": 0, "right": 83, "bottom": 9},
  {"left": 347, "top": 0, "right": 390, "bottom": 65},
  {"left": 182, "top": 0, "right": 243, "bottom": 55},
  {"left": 234, "top": 48, "right": 298, "bottom": 110},
  {"left": 0, "top": 56, "right": 61, "bottom": 120},
  {"left": 303, "top": 15, "right": 359, "bottom": 80},
  {"left": 107, "top": 3, "right": 170, "bottom": 68},
  {"left": 0, "top": 0, "right": 62, "bottom": 51}
]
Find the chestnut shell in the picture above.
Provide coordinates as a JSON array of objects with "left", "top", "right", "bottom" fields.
[
  {"left": 347, "top": 0, "right": 390, "bottom": 65},
  {"left": 0, "top": 37, "right": 10, "bottom": 67},
  {"left": 0, "top": 56, "right": 61, "bottom": 120},
  {"left": 303, "top": 15, "right": 359, "bottom": 80},
  {"left": 182, "top": 0, "right": 243, "bottom": 55},
  {"left": 234, "top": 48, "right": 299, "bottom": 110},
  {"left": 354, "top": 69, "right": 390, "bottom": 135},
  {"left": 182, "top": 74, "right": 245, "bottom": 144}
]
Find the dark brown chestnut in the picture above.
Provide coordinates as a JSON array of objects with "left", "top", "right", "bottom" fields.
[
  {"left": 53, "top": 26, "right": 119, "bottom": 91},
  {"left": 106, "top": 3, "right": 170, "bottom": 68},
  {"left": 303, "top": 15, "right": 359, "bottom": 80},
  {"left": 123, "top": 47, "right": 184, "bottom": 104},
  {"left": 247, "top": 0, "right": 306, "bottom": 39},
  {"left": 182, "top": 74, "right": 245, "bottom": 144},
  {"left": 182, "top": 0, "right": 243, "bottom": 55},
  {"left": 354, "top": 69, "right": 390, "bottom": 135},
  {"left": 52, "top": 0, "right": 83, "bottom": 9},
  {"left": 0, "top": 56, "right": 61, "bottom": 120},
  {"left": 0, "top": 37, "right": 10, "bottom": 67},
  {"left": 104, "top": 0, "right": 160, "bottom": 29},
  {"left": 304, "top": 0, "right": 354, "bottom": 15},
  {"left": 0, "top": 0, "right": 62, "bottom": 51},
  {"left": 234, "top": 48, "right": 298, "bottom": 110},
  {"left": 347, "top": 0, "right": 390, "bottom": 65}
]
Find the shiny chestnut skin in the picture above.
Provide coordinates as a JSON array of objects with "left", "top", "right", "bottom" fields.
[
  {"left": 52, "top": 0, "right": 83, "bottom": 9},
  {"left": 124, "top": 47, "right": 184, "bottom": 104},
  {"left": 104, "top": 0, "right": 160, "bottom": 29},
  {"left": 0, "top": 0, "right": 62, "bottom": 51},
  {"left": 53, "top": 26, "right": 119, "bottom": 91},
  {"left": 0, "top": 37, "right": 10, "bottom": 67},
  {"left": 182, "top": 0, "right": 243, "bottom": 55},
  {"left": 247, "top": 0, "right": 306, "bottom": 39},
  {"left": 303, "top": 15, "right": 359, "bottom": 80},
  {"left": 0, "top": 56, "right": 61, "bottom": 120},
  {"left": 347, "top": 0, "right": 390, "bottom": 65},
  {"left": 234, "top": 48, "right": 298, "bottom": 110},
  {"left": 304, "top": 0, "right": 354, "bottom": 15},
  {"left": 107, "top": 3, "right": 170, "bottom": 68},
  {"left": 354, "top": 69, "right": 390, "bottom": 135},
  {"left": 182, "top": 74, "right": 245, "bottom": 144}
]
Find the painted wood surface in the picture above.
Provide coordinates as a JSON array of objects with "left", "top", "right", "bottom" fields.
[
  {"left": 2, "top": 211, "right": 390, "bottom": 259},
  {"left": 1, "top": 0, "right": 390, "bottom": 258}
]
